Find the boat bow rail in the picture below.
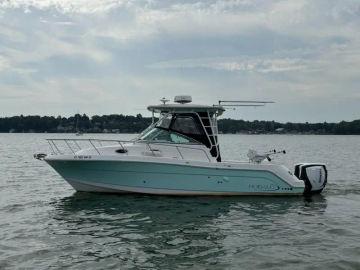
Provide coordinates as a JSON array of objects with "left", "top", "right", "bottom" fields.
[
  {"left": 46, "top": 138, "right": 127, "bottom": 155},
  {"left": 45, "top": 138, "right": 212, "bottom": 162}
]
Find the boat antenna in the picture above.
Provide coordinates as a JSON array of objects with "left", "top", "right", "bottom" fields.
[
  {"left": 218, "top": 100, "right": 275, "bottom": 107},
  {"left": 160, "top": 97, "right": 170, "bottom": 105}
]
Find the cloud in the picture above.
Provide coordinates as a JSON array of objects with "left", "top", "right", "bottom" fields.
[
  {"left": 0, "top": 0, "right": 129, "bottom": 14},
  {"left": 148, "top": 57, "right": 313, "bottom": 73},
  {"left": 0, "top": 0, "right": 359, "bottom": 121}
]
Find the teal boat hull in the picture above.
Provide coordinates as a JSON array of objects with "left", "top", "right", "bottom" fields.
[{"left": 46, "top": 159, "right": 304, "bottom": 195}]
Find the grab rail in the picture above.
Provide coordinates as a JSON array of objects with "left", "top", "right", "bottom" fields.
[{"left": 46, "top": 138, "right": 212, "bottom": 162}]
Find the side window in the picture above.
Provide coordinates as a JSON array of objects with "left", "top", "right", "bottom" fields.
[{"left": 172, "top": 116, "right": 201, "bottom": 135}]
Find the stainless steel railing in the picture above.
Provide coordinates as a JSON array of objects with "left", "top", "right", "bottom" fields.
[
  {"left": 46, "top": 138, "right": 212, "bottom": 162},
  {"left": 47, "top": 138, "right": 128, "bottom": 155}
]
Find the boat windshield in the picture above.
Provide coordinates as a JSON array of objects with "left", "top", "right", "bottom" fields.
[{"left": 139, "top": 127, "right": 200, "bottom": 144}]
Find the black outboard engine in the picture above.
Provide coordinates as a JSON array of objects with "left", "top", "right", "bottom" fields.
[{"left": 294, "top": 163, "right": 328, "bottom": 195}]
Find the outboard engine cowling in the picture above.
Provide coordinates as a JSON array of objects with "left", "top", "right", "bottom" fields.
[{"left": 294, "top": 163, "right": 327, "bottom": 195}]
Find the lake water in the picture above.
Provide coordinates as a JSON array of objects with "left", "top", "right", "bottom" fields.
[{"left": 0, "top": 134, "right": 359, "bottom": 269}]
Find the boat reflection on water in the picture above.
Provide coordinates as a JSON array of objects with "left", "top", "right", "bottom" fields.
[{"left": 48, "top": 194, "right": 328, "bottom": 269}]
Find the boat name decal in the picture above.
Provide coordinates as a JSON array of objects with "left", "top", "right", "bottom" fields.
[
  {"left": 248, "top": 184, "right": 280, "bottom": 191},
  {"left": 74, "top": 155, "right": 92, "bottom": 160}
]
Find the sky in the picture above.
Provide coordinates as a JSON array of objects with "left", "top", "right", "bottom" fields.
[{"left": 0, "top": 0, "right": 359, "bottom": 122}]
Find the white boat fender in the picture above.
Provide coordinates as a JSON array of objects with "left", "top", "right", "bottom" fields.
[{"left": 294, "top": 163, "right": 328, "bottom": 195}]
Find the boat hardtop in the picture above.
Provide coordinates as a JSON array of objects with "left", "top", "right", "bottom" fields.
[{"left": 147, "top": 104, "right": 225, "bottom": 114}]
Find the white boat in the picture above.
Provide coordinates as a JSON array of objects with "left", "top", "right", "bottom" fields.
[{"left": 34, "top": 96, "right": 327, "bottom": 196}]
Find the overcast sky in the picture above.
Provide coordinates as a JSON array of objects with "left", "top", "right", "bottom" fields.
[{"left": 0, "top": 0, "right": 359, "bottom": 122}]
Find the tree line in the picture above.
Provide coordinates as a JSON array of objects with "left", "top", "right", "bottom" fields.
[{"left": 0, "top": 114, "right": 359, "bottom": 135}]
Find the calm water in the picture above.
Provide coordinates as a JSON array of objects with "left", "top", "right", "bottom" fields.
[{"left": 0, "top": 134, "right": 359, "bottom": 269}]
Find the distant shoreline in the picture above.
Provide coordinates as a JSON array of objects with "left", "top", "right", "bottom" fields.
[
  {"left": 1, "top": 114, "right": 359, "bottom": 135},
  {"left": 1, "top": 132, "right": 359, "bottom": 136}
]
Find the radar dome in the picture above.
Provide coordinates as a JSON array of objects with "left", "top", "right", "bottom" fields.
[{"left": 174, "top": 95, "right": 192, "bottom": 104}]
